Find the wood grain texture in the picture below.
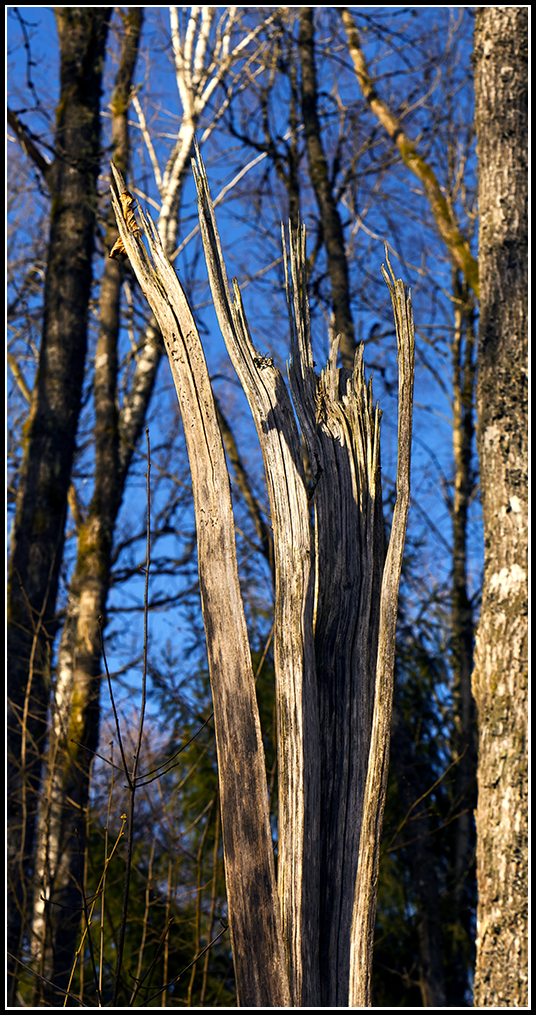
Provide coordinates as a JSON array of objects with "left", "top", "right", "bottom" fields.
[
  {"left": 349, "top": 257, "right": 415, "bottom": 1007},
  {"left": 110, "top": 162, "right": 290, "bottom": 1008},
  {"left": 285, "top": 226, "right": 384, "bottom": 1005},
  {"left": 288, "top": 226, "right": 385, "bottom": 1002},
  {"left": 112, "top": 154, "right": 415, "bottom": 1008},
  {"left": 192, "top": 155, "right": 320, "bottom": 1007}
]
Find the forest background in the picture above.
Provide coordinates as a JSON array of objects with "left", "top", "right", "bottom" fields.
[{"left": 7, "top": 6, "right": 527, "bottom": 1008}]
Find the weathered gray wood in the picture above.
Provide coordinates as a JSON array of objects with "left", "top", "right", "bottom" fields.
[
  {"left": 349, "top": 256, "right": 415, "bottom": 1007},
  {"left": 191, "top": 152, "right": 320, "bottom": 1007},
  {"left": 112, "top": 154, "right": 414, "bottom": 1009},
  {"left": 110, "top": 162, "right": 291, "bottom": 1008},
  {"left": 285, "top": 225, "right": 384, "bottom": 1006}
]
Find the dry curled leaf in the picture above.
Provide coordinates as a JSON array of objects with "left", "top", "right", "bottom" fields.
[
  {"left": 109, "top": 190, "right": 141, "bottom": 259},
  {"left": 109, "top": 236, "right": 127, "bottom": 259}
]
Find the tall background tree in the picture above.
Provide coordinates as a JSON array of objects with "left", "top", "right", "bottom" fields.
[
  {"left": 26, "top": 11, "right": 144, "bottom": 1001},
  {"left": 7, "top": 6, "right": 527, "bottom": 1006},
  {"left": 472, "top": 7, "right": 528, "bottom": 1006},
  {"left": 7, "top": 9, "right": 112, "bottom": 994}
]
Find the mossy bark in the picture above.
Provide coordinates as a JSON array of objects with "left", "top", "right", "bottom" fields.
[
  {"left": 7, "top": 10, "right": 112, "bottom": 997},
  {"left": 27, "top": 12, "right": 145, "bottom": 1002},
  {"left": 472, "top": 8, "right": 528, "bottom": 1007}
]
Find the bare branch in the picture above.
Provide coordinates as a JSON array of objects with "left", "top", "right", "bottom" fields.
[
  {"left": 7, "top": 108, "right": 51, "bottom": 185},
  {"left": 339, "top": 7, "right": 479, "bottom": 297}
]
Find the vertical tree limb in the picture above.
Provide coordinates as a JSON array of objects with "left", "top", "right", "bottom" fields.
[
  {"left": 285, "top": 224, "right": 384, "bottom": 1006},
  {"left": 110, "top": 161, "right": 291, "bottom": 1008},
  {"left": 192, "top": 152, "right": 320, "bottom": 1008},
  {"left": 349, "top": 255, "right": 415, "bottom": 1007}
]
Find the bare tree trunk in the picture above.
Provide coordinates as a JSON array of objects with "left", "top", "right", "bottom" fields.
[
  {"left": 285, "top": 236, "right": 384, "bottom": 1005},
  {"left": 7, "top": 10, "right": 112, "bottom": 997},
  {"left": 472, "top": 7, "right": 528, "bottom": 1007},
  {"left": 197, "top": 188, "right": 322, "bottom": 1008},
  {"left": 349, "top": 262, "right": 414, "bottom": 1008}
]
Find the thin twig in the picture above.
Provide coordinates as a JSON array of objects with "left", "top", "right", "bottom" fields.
[
  {"left": 112, "top": 429, "right": 152, "bottom": 1005},
  {"left": 131, "top": 836, "right": 156, "bottom": 1003},
  {"left": 128, "top": 916, "right": 174, "bottom": 1007},
  {"left": 6, "top": 952, "right": 91, "bottom": 1007},
  {"left": 200, "top": 793, "right": 221, "bottom": 1006},
  {"left": 63, "top": 816, "right": 127, "bottom": 1004},
  {"left": 99, "top": 619, "right": 132, "bottom": 787},
  {"left": 137, "top": 710, "right": 214, "bottom": 785},
  {"left": 141, "top": 922, "right": 229, "bottom": 1007},
  {"left": 188, "top": 795, "right": 216, "bottom": 1004},
  {"left": 74, "top": 831, "right": 102, "bottom": 1007},
  {"left": 100, "top": 741, "right": 115, "bottom": 998}
]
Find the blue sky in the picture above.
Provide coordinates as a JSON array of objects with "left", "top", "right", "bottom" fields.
[{"left": 7, "top": 6, "right": 482, "bottom": 732}]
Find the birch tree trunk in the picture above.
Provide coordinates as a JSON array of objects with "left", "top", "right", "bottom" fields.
[
  {"left": 472, "top": 8, "right": 528, "bottom": 1006},
  {"left": 110, "top": 142, "right": 414, "bottom": 1005}
]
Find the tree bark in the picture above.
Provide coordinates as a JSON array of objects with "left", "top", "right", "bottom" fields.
[
  {"left": 195, "top": 169, "right": 406, "bottom": 1007},
  {"left": 214, "top": 397, "right": 275, "bottom": 582},
  {"left": 349, "top": 260, "right": 414, "bottom": 1008},
  {"left": 187, "top": 159, "right": 414, "bottom": 1008},
  {"left": 7, "top": 9, "right": 112, "bottom": 996},
  {"left": 194, "top": 168, "right": 321, "bottom": 1008},
  {"left": 472, "top": 7, "right": 528, "bottom": 1007},
  {"left": 285, "top": 231, "right": 385, "bottom": 1005},
  {"left": 449, "top": 272, "right": 477, "bottom": 1004}
]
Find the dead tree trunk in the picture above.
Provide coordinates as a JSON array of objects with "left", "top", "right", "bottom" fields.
[
  {"left": 110, "top": 162, "right": 290, "bottom": 1009},
  {"left": 110, "top": 150, "right": 414, "bottom": 1006}
]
